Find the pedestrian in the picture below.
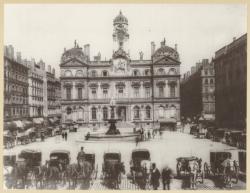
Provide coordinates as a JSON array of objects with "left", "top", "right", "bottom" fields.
[
  {"left": 148, "top": 130, "right": 151, "bottom": 139},
  {"left": 77, "top": 146, "right": 85, "bottom": 166},
  {"left": 65, "top": 132, "right": 68, "bottom": 141},
  {"left": 162, "top": 166, "right": 173, "bottom": 190},
  {"left": 135, "top": 136, "right": 139, "bottom": 146},
  {"left": 62, "top": 132, "right": 65, "bottom": 140},
  {"left": 150, "top": 163, "right": 160, "bottom": 190}
]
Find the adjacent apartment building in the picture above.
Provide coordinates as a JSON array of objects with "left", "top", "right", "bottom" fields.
[{"left": 214, "top": 34, "right": 247, "bottom": 129}]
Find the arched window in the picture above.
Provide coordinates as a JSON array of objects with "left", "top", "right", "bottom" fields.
[
  {"left": 168, "top": 68, "right": 177, "bottom": 75},
  {"left": 145, "top": 69, "right": 150, "bottom": 76},
  {"left": 133, "top": 106, "right": 140, "bottom": 119},
  {"left": 205, "top": 79, "right": 208, "bottom": 84},
  {"left": 78, "top": 108, "right": 84, "bottom": 120},
  {"left": 159, "top": 106, "right": 164, "bottom": 118},
  {"left": 103, "top": 107, "right": 108, "bottom": 120},
  {"left": 145, "top": 106, "right": 151, "bottom": 119},
  {"left": 102, "top": 70, "right": 108, "bottom": 77},
  {"left": 158, "top": 68, "right": 165, "bottom": 75},
  {"left": 170, "top": 84, "right": 176, "bottom": 98},
  {"left": 91, "top": 107, "right": 97, "bottom": 120},
  {"left": 75, "top": 70, "right": 83, "bottom": 77},
  {"left": 91, "top": 70, "right": 97, "bottom": 77},
  {"left": 133, "top": 70, "right": 140, "bottom": 76},
  {"left": 210, "top": 79, "right": 214, "bottom": 84},
  {"left": 64, "top": 70, "right": 72, "bottom": 77}
]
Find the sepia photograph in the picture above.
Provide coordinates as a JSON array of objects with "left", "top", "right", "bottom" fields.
[{"left": 3, "top": 3, "right": 247, "bottom": 190}]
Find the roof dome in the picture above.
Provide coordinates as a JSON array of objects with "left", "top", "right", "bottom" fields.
[
  {"left": 153, "top": 39, "right": 179, "bottom": 61},
  {"left": 61, "top": 40, "right": 87, "bottom": 62},
  {"left": 113, "top": 11, "right": 128, "bottom": 25}
]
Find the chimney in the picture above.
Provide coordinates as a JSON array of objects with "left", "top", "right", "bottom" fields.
[
  {"left": 151, "top": 41, "right": 155, "bottom": 56},
  {"left": 48, "top": 65, "right": 51, "bottom": 73},
  {"left": 84, "top": 44, "right": 90, "bottom": 60},
  {"left": 139, "top": 51, "right": 144, "bottom": 60},
  {"left": 175, "top": 44, "right": 178, "bottom": 51},
  {"left": 4, "top": 46, "right": 8, "bottom": 57},
  {"left": 16, "top": 52, "right": 22, "bottom": 63},
  {"left": 8, "top": 45, "right": 14, "bottom": 59}
]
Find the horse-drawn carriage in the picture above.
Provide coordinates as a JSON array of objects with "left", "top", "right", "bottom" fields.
[
  {"left": 102, "top": 151, "right": 125, "bottom": 189},
  {"left": 190, "top": 124, "right": 199, "bottom": 135},
  {"left": 204, "top": 151, "right": 239, "bottom": 187},
  {"left": 49, "top": 150, "right": 70, "bottom": 171},
  {"left": 129, "top": 148, "right": 151, "bottom": 189},
  {"left": 16, "top": 132, "right": 30, "bottom": 145},
  {"left": 226, "top": 130, "right": 244, "bottom": 148},
  {"left": 84, "top": 152, "right": 98, "bottom": 181}
]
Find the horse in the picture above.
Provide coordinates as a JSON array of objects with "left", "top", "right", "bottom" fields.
[
  {"left": 223, "top": 160, "right": 238, "bottom": 188},
  {"left": 45, "top": 161, "right": 62, "bottom": 189},
  {"left": 105, "top": 161, "right": 125, "bottom": 189},
  {"left": 11, "top": 163, "right": 29, "bottom": 189},
  {"left": 188, "top": 160, "right": 200, "bottom": 189},
  {"left": 65, "top": 163, "right": 80, "bottom": 189},
  {"left": 33, "top": 162, "right": 50, "bottom": 189},
  {"left": 78, "top": 160, "right": 93, "bottom": 189}
]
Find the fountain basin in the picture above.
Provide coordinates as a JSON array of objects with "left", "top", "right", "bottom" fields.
[{"left": 85, "top": 132, "right": 140, "bottom": 141}]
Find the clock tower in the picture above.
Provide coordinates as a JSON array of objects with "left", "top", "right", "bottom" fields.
[{"left": 112, "top": 11, "right": 130, "bottom": 76}]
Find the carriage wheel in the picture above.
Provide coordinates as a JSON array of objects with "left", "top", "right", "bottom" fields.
[{"left": 204, "top": 163, "right": 209, "bottom": 178}]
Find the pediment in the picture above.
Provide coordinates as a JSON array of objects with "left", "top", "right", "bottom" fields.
[
  {"left": 60, "top": 58, "right": 89, "bottom": 67},
  {"left": 153, "top": 55, "right": 180, "bottom": 65}
]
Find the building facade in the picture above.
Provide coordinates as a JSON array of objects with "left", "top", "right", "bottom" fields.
[
  {"left": 27, "top": 59, "right": 46, "bottom": 120},
  {"left": 4, "top": 45, "right": 29, "bottom": 122},
  {"left": 180, "top": 59, "right": 215, "bottom": 121},
  {"left": 60, "top": 11, "right": 181, "bottom": 128},
  {"left": 47, "top": 66, "right": 61, "bottom": 124},
  {"left": 214, "top": 34, "right": 247, "bottom": 129}
]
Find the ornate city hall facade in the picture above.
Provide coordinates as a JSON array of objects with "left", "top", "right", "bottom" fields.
[{"left": 60, "top": 11, "right": 181, "bottom": 128}]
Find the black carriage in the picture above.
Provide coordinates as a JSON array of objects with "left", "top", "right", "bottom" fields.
[
  {"left": 129, "top": 149, "right": 151, "bottom": 189},
  {"left": 190, "top": 124, "right": 199, "bottom": 135},
  {"left": 49, "top": 150, "right": 70, "bottom": 171},
  {"left": 18, "top": 149, "right": 42, "bottom": 167},
  {"left": 46, "top": 127, "right": 54, "bottom": 137},
  {"left": 102, "top": 151, "right": 124, "bottom": 189},
  {"left": 204, "top": 151, "right": 239, "bottom": 184},
  {"left": 84, "top": 152, "right": 98, "bottom": 180},
  {"left": 213, "top": 128, "right": 230, "bottom": 142},
  {"left": 227, "top": 130, "right": 243, "bottom": 147},
  {"left": 17, "top": 133, "right": 30, "bottom": 145},
  {"left": 176, "top": 156, "right": 203, "bottom": 183},
  {"left": 205, "top": 126, "right": 217, "bottom": 139}
]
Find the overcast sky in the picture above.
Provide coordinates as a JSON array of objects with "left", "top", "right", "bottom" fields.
[{"left": 4, "top": 4, "right": 247, "bottom": 77}]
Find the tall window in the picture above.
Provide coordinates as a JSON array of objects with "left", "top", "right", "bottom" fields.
[
  {"left": 159, "top": 106, "right": 164, "bottom": 118},
  {"left": 133, "top": 70, "right": 139, "bottom": 76},
  {"left": 205, "top": 79, "right": 208, "bottom": 84},
  {"left": 118, "top": 88, "right": 123, "bottom": 98},
  {"left": 210, "top": 79, "right": 214, "bottom": 84},
  {"left": 103, "top": 88, "right": 108, "bottom": 98},
  {"left": 103, "top": 107, "right": 108, "bottom": 120},
  {"left": 78, "top": 87, "right": 82, "bottom": 99},
  {"left": 134, "top": 87, "right": 139, "bottom": 98},
  {"left": 170, "top": 85, "right": 176, "bottom": 98},
  {"left": 145, "top": 87, "right": 151, "bottom": 98},
  {"left": 146, "top": 106, "right": 151, "bottom": 119},
  {"left": 102, "top": 71, "right": 108, "bottom": 77},
  {"left": 92, "top": 88, "right": 97, "bottom": 99},
  {"left": 145, "top": 69, "right": 150, "bottom": 76},
  {"left": 159, "top": 86, "right": 164, "bottom": 97},
  {"left": 91, "top": 70, "right": 97, "bottom": 77},
  {"left": 92, "top": 107, "right": 97, "bottom": 120},
  {"left": 134, "top": 106, "right": 140, "bottom": 119},
  {"left": 66, "top": 87, "right": 71, "bottom": 100},
  {"left": 158, "top": 68, "right": 165, "bottom": 75}
]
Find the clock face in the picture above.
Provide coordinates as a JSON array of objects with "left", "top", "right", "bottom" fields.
[{"left": 114, "top": 58, "right": 127, "bottom": 74}]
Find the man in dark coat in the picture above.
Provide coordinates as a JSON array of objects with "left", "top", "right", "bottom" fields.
[
  {"left": 162, "top": 166, "right": 173, "bottom": 190},
  {"left": 150, "top": 163, "right": 160, "bottom": 190}
]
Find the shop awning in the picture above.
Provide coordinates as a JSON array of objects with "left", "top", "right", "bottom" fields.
[
  {"left": 23, "top": 120, "right": 33, "bottom": 129},
  {"left": 13, "top": 120, "right": 23, "bottom": 128},
  {"left": 4, "top": 122, "right": 17, "bottom": 131},
  {"left": 33, "top": 118, "right": 43, "bottom": 124},
  {"left": 159, "top": 118, "right": 177, "bottom": 123}
]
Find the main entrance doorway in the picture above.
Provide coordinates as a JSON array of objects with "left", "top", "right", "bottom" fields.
[{"left": 117, "top": 106, "right": 126, "bottom": 121}]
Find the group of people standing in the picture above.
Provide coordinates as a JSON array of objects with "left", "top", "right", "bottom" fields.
[
  {"left": 135, "top": 128, "right": 163, "bottom": 146},
  {"left": 150, "top": 163, "right": 174, "bottom": 190},
  {"left": 61, "top": 131, "right": 68, "bottom": 141}
]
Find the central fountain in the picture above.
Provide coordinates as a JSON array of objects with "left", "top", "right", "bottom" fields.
[{"left": 84, "top": 98, "right": 140, "bottom": 141}]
